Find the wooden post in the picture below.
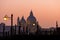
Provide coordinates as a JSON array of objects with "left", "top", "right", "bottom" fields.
[
  {"left": 11, "top": 14, "right": 13, "bottom": 36},
  {"left": 15, "top": 24, "right": 16, "bottom": 35}
]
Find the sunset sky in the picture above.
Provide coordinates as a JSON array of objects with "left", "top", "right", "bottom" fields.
[{"left": 0, "top": 0, "right": 60, "bottom": 28}]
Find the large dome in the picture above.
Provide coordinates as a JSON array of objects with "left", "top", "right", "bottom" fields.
[{"left": 27, "top": 11, "right": 36, "bottom": 22}]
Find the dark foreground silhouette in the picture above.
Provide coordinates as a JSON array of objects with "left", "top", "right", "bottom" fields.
[{"left": 0, "top": 34, "right": 59, "bottom": 40}]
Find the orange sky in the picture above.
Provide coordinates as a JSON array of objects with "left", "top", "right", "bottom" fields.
[{"left": 0, "top": 0, "right": 60, "bottom": 28}]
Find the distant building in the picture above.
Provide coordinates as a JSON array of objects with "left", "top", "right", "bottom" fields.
[
  {"left": 0, "top": 23, "right": 5, "bottom": 36},
  {"left": 0, "top": 23, "right": 5, "bottom": 32},
  {"left": 17, "top": 10, "right": 39, "bottom": 34}
]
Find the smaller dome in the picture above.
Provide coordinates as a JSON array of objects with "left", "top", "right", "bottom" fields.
[{"left": 20, "top": 16, "right": 26, "bottom": 23}]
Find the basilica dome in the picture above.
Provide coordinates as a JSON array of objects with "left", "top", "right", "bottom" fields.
[{"left": 27, "top": 11, "right": 36, "bottom": 22}]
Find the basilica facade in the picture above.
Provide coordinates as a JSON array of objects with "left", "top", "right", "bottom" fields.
[{"left": 17, "top": 10, "right": 38, "bottom": 34}]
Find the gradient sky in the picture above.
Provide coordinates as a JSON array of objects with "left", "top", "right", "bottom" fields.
[{"left": 0, "top": 0, "right": 60, "bottom": 28}]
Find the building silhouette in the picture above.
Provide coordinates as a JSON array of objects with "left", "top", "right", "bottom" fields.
[
  {"left": 20, "top": 16, "right": 26, "bottom": 33},
  {"left": 0, "top": 11, "right": 60, "bottom": 37},
  {"left": 17, "top": 17, "right": 20, "bottom": 34},
  {"left": 27, "top": 10, "right": 38, "bottom": 34},
  {"left": 17, "top": 10, "right": 39, "bottom": 35}
]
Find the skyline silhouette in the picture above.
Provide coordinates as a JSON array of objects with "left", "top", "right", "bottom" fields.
[
  {"left": 0, "top": 0, "right": 60, "bottom": 39},
  {"left": 0, "top": 11, "right": 60, "bottom": 38},
  {"left": 0, "top": 12, "right": 59, "bottom": 37},
  {"left": 1, "top": 10, "right": 59, "bottom": 28},
  {"left": 0, "top": 0, "right": 60, "bottom": 28},
  {"left": 1, "top": 10, "right": 60, "bottom": 28}
]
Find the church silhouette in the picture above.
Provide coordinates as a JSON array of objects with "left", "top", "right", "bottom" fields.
[
  {"left": 0, "top": 10, "right": 60, "bottom": 38},
  {"left": 17, "top": 10, "right": 40, "bottom": 35}
]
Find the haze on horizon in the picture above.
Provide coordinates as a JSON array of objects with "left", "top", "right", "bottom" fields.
[{"left": 0, "top": 0, "right": 60, "bottom": 28}]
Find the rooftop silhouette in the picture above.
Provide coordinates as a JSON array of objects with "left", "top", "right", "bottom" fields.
[{"left": 0, "top": 11, "right": 60, "bottom": 38}]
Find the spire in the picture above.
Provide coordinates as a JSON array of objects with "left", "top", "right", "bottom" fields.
[
  {"left": 22, "top": 16, "right": 24, "bottom": 20},
  {"left": 17, "top": 17, "right": 20, "bottom": 26},
  {"left": 30, "top": 10, "right": 33, "bottom": 16},
  {"left": 17, "top": 17, "right": 20, "bottom": 22},
  {"left": 21, "top": 16, "right": 26, "bottom": 23},
  {"left": 17, "top": 17, "right": 20, "bottom": 21},
  {"left": 21, "top": 16, "right": 24, "bottom": 21},
  {"left": 56, "top": 21, "right": 58, "bottom": 28}
]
